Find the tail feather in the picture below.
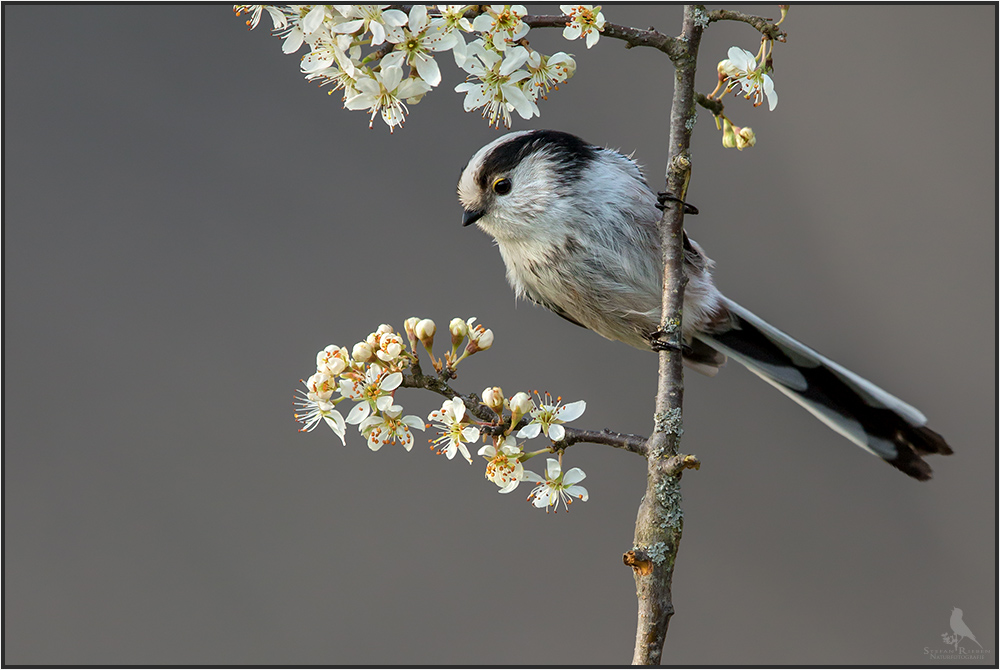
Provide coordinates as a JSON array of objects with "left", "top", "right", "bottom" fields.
[{"left": 697, "top": 299, "right": 952, "bottom": 480}]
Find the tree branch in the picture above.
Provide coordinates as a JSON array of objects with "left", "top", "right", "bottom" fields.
[
  {"left": 523, "top": 14, "right": 685, "bottom": 62},
  {"left": 696, "top": 91, "right": 725, "bottom": 116},
  {"left": 706, "top": 8, "right": 787, "bottom": 42},
  {"left": 629, "top": 4, "right": 705, "bottom": 665},
  {"left": 399, "top": 366, "right": 648, "bottom": 456}
]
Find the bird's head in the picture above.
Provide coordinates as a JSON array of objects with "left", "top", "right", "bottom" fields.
[{"left": 457, "top": 129, "right": 597, "bottom": 244}]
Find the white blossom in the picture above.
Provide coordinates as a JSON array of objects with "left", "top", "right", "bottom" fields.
[
  {"left": 332, "top": 5, "right": 408, "bottom": 45},
  {"left": 523, "top": 50, "right": 576, "bottom": 101},
  {"left": 340, "top": 363, "right": 403, "bottom": 425},
  {"left": 723, "top": 46, "right": 777, "bottom": 111},
  {"left": 517, "top": 396, "right": 586, "bottom": 442},
  {"left": 471, "top": 4, "right": 529, "bottom": 52},
  {"left": 294, "top": 378, "right": 347, "bottom": 444},
  {"left": 523, "top": 458, "right": 589, "bottom": 512},
  {"left": 478, "top": 436, "right": 524, "bottom": 493},
  {"left": 359, "top": 405, "right": 424, "bottom": 451},
  {"left": 344, "top": 66, "right": 432, "bottom": 131},
  {"left": 455, "top": 44, "right": 536, "bottom": 127},
  {"left": 379, "top": 5, "right": 457, "bottom": 87},
  {"left": 560, "top": 5, "right": 605, "bottom": 48},
  {"left": 428, "top": 397, "right": 480, "bottom": 463},
  {"left": 316, "top": 345, "right": 349, "bottom": 377}
]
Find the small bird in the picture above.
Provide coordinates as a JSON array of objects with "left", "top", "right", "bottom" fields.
[
  {"left": 458, "top": 129, "right": 952, "bottom": 479},
  {"left": 950, "top": 608, "right": 982, "bottom": 649}
]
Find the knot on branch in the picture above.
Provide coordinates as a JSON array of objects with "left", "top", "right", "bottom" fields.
[
  {"left": 665, "top": 454, "right": 701, "bottom": 477},
  {"left": 623, "top": 549, "right": 654, "bottom": 576}
]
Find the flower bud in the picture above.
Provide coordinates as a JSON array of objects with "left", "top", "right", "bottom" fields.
[
  {"left": 416, "top": 318, "right": 436, "bottom": 350},
  {"left": 510, "top": 392, "right": 533, "bottom": 416},
  {"left": 721, "top": 117, "right": 737, "bottom": 148},
  {"left": 475, "top": 328, "right": 494, "bottom": 351},
  {"left": 403, "top": 317, "right": 420, "bottom": 349},
  {"left": 449, "top": 318, "right": 468, "bottom": 347},
  {"left": 482, "top": 386, "right": 505, "bottom": 412},
  {"left": 352, "top": 341, "right": 373, "bottom": 362},
  {"left": 735, "top": 126, "right": 756, "bottom": 151},
  {"left": 306, "top": 371, "right": 336, "bottom": 400}
]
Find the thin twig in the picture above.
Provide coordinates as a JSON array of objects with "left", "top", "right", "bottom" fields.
[
  {"left": 523, "top": 14, "right": 684, "bottom": 62},
  {"left": 707, "top": 8, "right": 787, "bottom": 42},
  {"left": 400, "top": 368, "right": 648, "bottom": 455}
]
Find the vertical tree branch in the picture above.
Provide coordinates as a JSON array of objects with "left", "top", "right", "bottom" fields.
[{"left": 629, "top": 5, "right": 705, "bottom": 665}]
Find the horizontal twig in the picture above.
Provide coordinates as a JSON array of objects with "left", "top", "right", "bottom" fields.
[
  {"left": 523, "top": 14, "right": 683, "bottom": 61},
  {"left": 706, "top": 9, "right": 787, "bottom": 42},
  {"left": 400, "top": 362, "right": 647, "bottom": 455},
  {"left": 696, "top": 92, "right": 725, "bottom": 116}
]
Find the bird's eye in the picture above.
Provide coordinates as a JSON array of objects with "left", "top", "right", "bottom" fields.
[{"left": 492, "top": 177, "right": 512, "bottom": 196}]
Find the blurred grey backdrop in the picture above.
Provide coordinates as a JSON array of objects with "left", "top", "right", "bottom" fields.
[{"left": 4, "top": 4, "right": 996, "bottom": 665}]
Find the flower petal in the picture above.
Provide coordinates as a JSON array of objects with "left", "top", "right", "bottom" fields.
[
  {"left": 346, "top": 403, "right": 371, "bottom": 425},
  {"left": 562, "top": 467, "right": 587, "bottom": 486},
  {"left": 557, "top": 400, "right": 587, "bottom": 423},
  {"left": 380, "top": 371, "right": 403, "bottom": 392},
  {"left": 517, "top": 422, "right": 542, "bottom": 439}
]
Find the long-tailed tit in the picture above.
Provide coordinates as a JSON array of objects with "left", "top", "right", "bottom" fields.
[{"left": 458, "top": 129, "right": 951, "bottom": 480}]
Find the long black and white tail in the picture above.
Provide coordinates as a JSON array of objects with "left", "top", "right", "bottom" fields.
[{"left": 696, "top": 298, "right": 952, "bottom": 480}]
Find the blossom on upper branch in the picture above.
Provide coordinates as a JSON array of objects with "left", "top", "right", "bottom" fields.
[
  {"left": 523, "top": 51, "right": 576, "bottom": 101},
  {"left": 721, "top": 46, "right": 777, "bottom": 111},
  {"left": 455, "top": 44, "right": 536, "bottom": 128},
  {"left": 379, "top": 5, "right": 457, "bottom": 87},
  {"left": 332, "top": 5, "right": 408, "bottom": 45},
  {"left": 560, "top": 5, "right": 605, "bottom": 48},
  {"left": 471, "top": 4, "right": 529, "bottom": 52},
  {"left": 523, "top": 458, "right": 589, "bottom": 512},
  {"left": 344, "top": 65, "right": 432, "bottom": 131}
]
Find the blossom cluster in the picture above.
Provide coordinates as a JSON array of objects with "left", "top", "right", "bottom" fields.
[
  {"left": 234, "top": 5, "right": 607, "bottom": 130},
  {"left": 295, "top": 317, "right": 590, "bottom": 512}
]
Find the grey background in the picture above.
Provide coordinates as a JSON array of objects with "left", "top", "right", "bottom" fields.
[{"left": 4, "top": 4, "right": 995, "bottom": 665}]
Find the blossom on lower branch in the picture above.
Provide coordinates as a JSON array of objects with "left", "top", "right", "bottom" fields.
[
  {"left": 428, "top": 397, "right": 480, "bottom": 463},
  {"left": 294, "top": 317, "right": 591, "bottom": 512}
]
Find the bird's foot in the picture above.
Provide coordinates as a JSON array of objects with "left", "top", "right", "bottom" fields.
[
  {"left": 647, "top": 330, "right": 690, "bottom": 354},
  {"left": 656, "top": 191, "right": 699, "bottom": 216}
]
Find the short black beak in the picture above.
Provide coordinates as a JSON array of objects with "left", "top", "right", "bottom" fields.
[{"left": 462, "top": 208, "right": 486, "bottom": 227}]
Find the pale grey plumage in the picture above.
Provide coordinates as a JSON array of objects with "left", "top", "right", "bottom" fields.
[{"left": 458, "top": 129, "right": 952, "bottom": 480}]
